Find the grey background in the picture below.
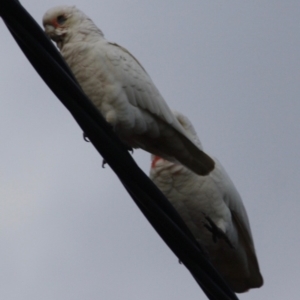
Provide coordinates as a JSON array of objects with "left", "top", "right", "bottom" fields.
[{"left": 1, "top": 1, "right": 299, "bottom": 299}]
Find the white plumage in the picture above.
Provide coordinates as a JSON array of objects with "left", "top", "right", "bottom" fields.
[
  {"left": 42, "top": 5, "right": 214, "bottom": 176},
  {"left": 150, "top": 111, "right": 263, "bottom": 293}
]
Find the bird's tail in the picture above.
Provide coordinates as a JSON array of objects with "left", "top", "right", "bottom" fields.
[
  {"left": 137, "top": 118, "right": 215, "bottom": 176},
  {"left": 167, "top": 111, "right": 215, "bottom": 176}
]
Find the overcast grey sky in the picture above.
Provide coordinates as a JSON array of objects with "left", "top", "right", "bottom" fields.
[{"left": 1, "top": 1, "right": 300, "bottom": 299}]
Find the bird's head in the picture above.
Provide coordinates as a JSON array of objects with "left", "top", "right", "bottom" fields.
[
  {"left": 42, "top": 6, "right": 102, "bottom": 49},
  {"left": 43, "top": 6, "right": 77, "bottom": 46}
]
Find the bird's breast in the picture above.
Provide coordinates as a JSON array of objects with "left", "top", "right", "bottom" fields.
[{"left": 61, "top": 42, "right": 120, "bottom": 112}]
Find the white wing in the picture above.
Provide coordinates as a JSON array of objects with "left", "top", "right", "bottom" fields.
[
  {"left": 210, "top": 160, "right": 263, "bottom": 291},
  {"left": 102, "top": 42, "right": 215, "bottom": 175},
  {"left": 106, "top": 42, "right": 177, "bottom": 127}
]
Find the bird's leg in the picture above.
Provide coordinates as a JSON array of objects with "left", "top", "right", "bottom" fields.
[
  {"left": 202, "top": 214, "right": 235, "bottom": 249},
  {"left": 83, "top": 130, "right": 133, "bottom": 168},
  {"left": 84, "top": 123, "right": 133, "bottom": 153},
  {"left": 82, "top": 132, "right": 107, "bottom": 167}
]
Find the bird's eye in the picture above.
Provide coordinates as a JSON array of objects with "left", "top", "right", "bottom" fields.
[{"left": 57, "top": 15, "right": 66, "bottom": 25}]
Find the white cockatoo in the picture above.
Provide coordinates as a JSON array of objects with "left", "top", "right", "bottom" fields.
[
  {"left": 42, "top": 5, "right": 214, "bottom": 176},
  {"left": 150, "top": 111, "right": 263, "bottom": 293}
]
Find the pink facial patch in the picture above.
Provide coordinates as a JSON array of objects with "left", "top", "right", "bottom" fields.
[{"left": 151, "top": 156, "right": 162, "bottom": 168}]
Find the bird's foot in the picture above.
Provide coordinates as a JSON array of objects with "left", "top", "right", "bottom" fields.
[
  {"left": 102, "top": 159, "right": 107, "bottom": 168},
  {"left": 83, "top": 132, "right": 90, "bottom": 142},
  {"left": 202, "top": 213, "right": 235, "bottom": 249},
  {"left": 127, "top": 147, "right": 134, "bottom": 154}
]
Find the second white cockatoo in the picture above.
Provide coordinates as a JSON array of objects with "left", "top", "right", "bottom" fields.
[
  {"left": 42, "top": 5, "right": 214, "bottom": 176},
  {"left": 150, "top": 112, "right": 263, "bottom": 293}
]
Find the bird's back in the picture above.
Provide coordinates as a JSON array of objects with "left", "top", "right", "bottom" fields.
[{"left": 150, "top": 112, "right": 263, "bottom": 293}]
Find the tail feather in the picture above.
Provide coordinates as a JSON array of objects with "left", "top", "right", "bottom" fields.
[
  {"left": 231, "top": 211, "right": 264, "bottom": 289},
  {"left": 135, "top": 122, "right": 215, "bottom": 176},
  {"left": 175, "top": 131, "right": 215, "bottom": 175}
]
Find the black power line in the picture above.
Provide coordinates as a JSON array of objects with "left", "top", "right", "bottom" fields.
[{"left": 0, "top": 1, "right": 238, "bottom": 300}]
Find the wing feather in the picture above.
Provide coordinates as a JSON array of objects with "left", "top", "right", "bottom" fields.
[
  {"left": 211, "top": 161, "right": 263, "bottom": 288},
  {"left": 231, "top": 210, "right": 264, "bottom": 288},
  {"left": 106, "top": 42, "right": 182, "bottom": 129}
]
